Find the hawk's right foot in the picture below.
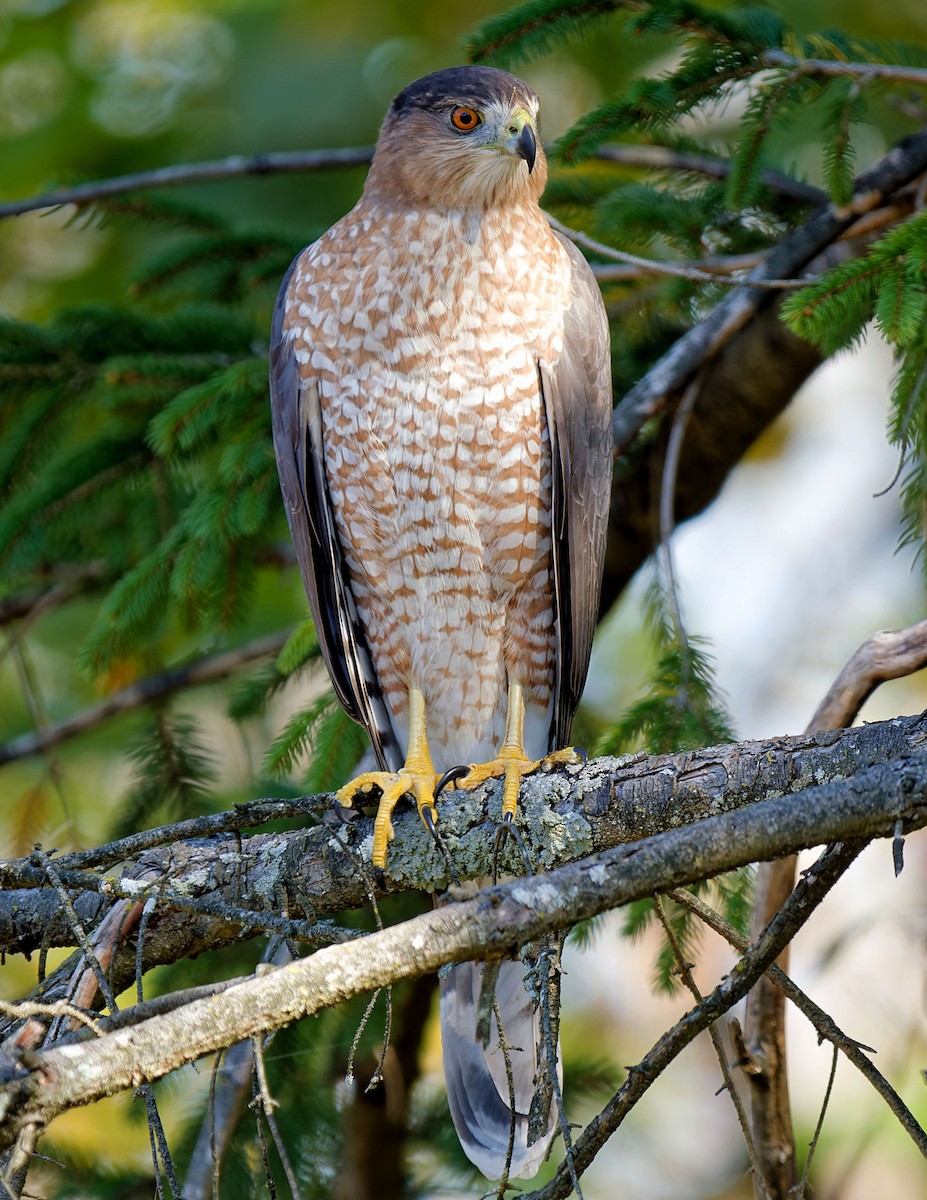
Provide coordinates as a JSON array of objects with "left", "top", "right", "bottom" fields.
[{"left": 337, "top": 767, "right": 440, "bottom": 871}]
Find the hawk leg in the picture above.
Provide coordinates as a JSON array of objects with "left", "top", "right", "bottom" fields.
[
  {"left": 336, "top": 683, "right": 440, "bottom": 870},
  {"left": 455, "top": 682, "right": 581, "bottom": 819}
]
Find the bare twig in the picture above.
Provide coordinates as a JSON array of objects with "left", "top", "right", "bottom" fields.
[
  {"left": 30, "top": 848, "right": 117, "bottom": 1015},
  {"left": 762, "top": 50, "right": 927, "bottom": 87},
  {"left": 668, "top": 888, "right": 927, "bottom": 1160},
  {"left": 0, "top": 632, "right": 288, "bottom": 767},
  {"left": 0, "top": 147, "right": 375, "bottom": 220},
  {"left": 808, "top": 618, "right": 927, "bottom": 731},
  {"left": 547, "top": 214, "right": 804, "bottom": 290},
  {"left": 800, "top": 1045, "right": 839, "bottom": 1190},
  {"left": 525, "top": 838, "right": 871, "bottom": 1199},
  {"left": 592, "top": 144, "right": 828, "bottom": 204},
  {"left": 252, "top": 1036, "right": 301, "bottom": 1200}
]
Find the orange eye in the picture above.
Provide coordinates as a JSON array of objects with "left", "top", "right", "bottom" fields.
[{"left": 450, "top": 105, "right": 482, "bottom": 132}]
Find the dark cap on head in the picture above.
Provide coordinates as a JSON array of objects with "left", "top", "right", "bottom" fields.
[{"left": 390, "top": 65, "right": 539, "bottom": 116}]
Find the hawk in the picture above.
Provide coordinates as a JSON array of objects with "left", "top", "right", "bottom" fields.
[{"left": 270, "top": 65, "right": 612, "bottom": 1179}]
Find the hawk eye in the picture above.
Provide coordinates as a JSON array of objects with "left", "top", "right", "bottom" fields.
[{"left": 450, "top": 105, "right": 482, "bottom": 132}]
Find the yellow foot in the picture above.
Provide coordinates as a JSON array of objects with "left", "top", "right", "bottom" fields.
[
  {"left": 337, "top": 770, "right": 439, "bottom": 871},
  {"left": 455, "top": 746, "right": 583, "bottom": 820}
]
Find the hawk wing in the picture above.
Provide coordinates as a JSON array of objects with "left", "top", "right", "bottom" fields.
[
  {"left": 269, "top": 259, "right": 403, "bottom": 772},
  {"left": 542, "top": 232, "right": 614, "bottom": 748}
]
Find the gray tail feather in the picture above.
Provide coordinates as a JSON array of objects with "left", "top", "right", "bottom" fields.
[{"left": 440, "top": 958, "right": 560, "bottom": 1179}]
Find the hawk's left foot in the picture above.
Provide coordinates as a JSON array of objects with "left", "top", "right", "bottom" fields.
[{"left": 454, "top": 745, "right": 583, "bottom": 819}]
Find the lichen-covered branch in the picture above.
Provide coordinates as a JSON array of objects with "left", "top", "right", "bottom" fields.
[{"left": 2, "top": 756, "right": 926, "bottom": 1152}]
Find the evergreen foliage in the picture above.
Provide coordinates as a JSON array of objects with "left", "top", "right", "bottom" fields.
[{"left": 782, "top": 211, "right": 927, "bottom": 570}]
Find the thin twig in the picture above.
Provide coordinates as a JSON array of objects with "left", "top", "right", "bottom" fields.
[
  {"left": 801, "top": 1045, "right": 839, "bottom": 1191},
  {"left": 140, "top": 1084, "right": 184, "bottom": 1200},
  {"left": 0, "top": 795, "right": 323, "bottom": 878},
  {"left": 762, "top": 50, "right": 927, "bottom": 87},
  {"left": 490, "top": 996, "right": 518, "bottom": 1200},
  {"left": 536, "top": 943, "right": 581, "bottom": 1200},
  {"left": 653, "top": 897, "right": 771, "bottom": 1199},
  {"left": 252, "top": 1037, "right": 301, "bottom": 1200},
  {"left": 30, "top": 848, "right": 117, "bottom": 1014},
  {"left": 547, "top": 214, "right": 804, "bottom": 290},
  {"left": 657, "top": 374, "right": 702, "bottom": 676},
  {"left": 0, "top": 147, "right": 375, "bottom": 220},
  {"left": 0, "top": 632, "right": 288, "bottom": 767},
  {"left": 0, "top": 1001, "right": 101, "bottom": 1036},
  {"left": 668, "top": 888, "right": 927, "bottom": 1159}
]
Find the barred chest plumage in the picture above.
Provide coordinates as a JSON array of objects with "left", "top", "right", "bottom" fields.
[{"left": 284, "top": 198, "right": 573, "bottom": 766}]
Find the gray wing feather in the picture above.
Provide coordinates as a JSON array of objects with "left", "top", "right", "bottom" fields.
[
  {"left": 269, "top": 258, "right": 403, "bottom": 772},
  {"left": 542, "top": 232, "right": 614, "bottom": 748}
]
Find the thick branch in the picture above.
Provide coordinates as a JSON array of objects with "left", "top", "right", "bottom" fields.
[
  {"left": 1, "top": 711, "right": 926, "bottom": 1005},
  {"left": 2, "top": 756, "right": 925, "bottom": 1148}
]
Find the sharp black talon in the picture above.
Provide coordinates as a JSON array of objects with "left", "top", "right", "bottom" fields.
[
  {"left": 493, "top": 816, "right": 533, "bottom": 878},
  {"left": 373, "top": 865, "right": 387, "bottom": 891},
  {"left": 330, "top": 798, "right": 361, "bottom": 825},
  {"left": 435, "top": 764, "right": 470, "bottom": 798},
  {"left": 420, "top": 805, "right": 462, "bottom": 888}
]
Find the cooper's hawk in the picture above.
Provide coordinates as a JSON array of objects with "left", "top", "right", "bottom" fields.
[{"left": 270, "top": 65, "right": 612, "bottom": 1179}]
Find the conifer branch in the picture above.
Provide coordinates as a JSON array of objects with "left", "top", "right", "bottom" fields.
[
  {"left": 0, "top": 633, "right": 288, "bottom": 767},
  {"left": 611, "top": 126, "right": 927, "bottom": 456}
]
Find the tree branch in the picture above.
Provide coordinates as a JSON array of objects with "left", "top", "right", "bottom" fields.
[
  {"left": 762, "top": 50, "right": 927, "bottom": 87},
  {"left": 0, "top": 632, "right": 287, "bottom": 767},
  {"left": 611, "top": 127, "right": 927, "bottom": 457},
  {"left": 593, "top": 143, "right": 828, "bottom": 204},
  {"left": 3, "top": 709, "right": 926, "bottom": 966},
  {"left": 744, "top": 616, "right": 927, "bottom": 1193},
  {"left": 524, "top": 837, "right": 876, "bottom": 1200},
  {"left": 672, "top": 888, "right": 927, "bottom": 1160},
  {"left": 0, "top": 148, "right": 375, "bottom": 220},
  {"left": 3, "top": 755, "right": 925, "bottom": 1150}
]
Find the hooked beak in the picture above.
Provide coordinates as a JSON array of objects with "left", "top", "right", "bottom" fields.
[
  {"left": 514, "top": 122, "right": 537, "bottom": 173},
  {"left": 499, "top": 108, "right": 538, "bottom": 174}
]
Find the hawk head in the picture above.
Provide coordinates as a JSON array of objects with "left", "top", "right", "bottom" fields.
[{"left": 365, "top": 65, "right": 546, "bottom": 209}]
